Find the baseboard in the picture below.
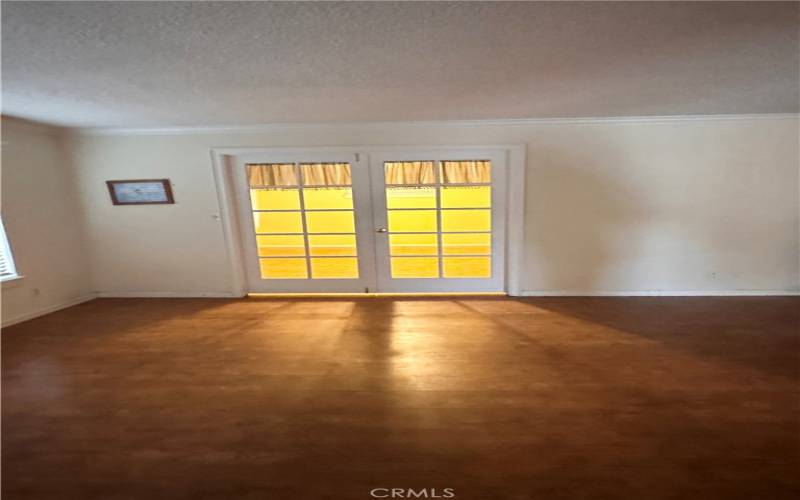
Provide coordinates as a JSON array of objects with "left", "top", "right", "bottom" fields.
[
  {"left": 520, "top": 290, "right": 800, "bottom": 297},
  {"left": 94, "top": 291, "right": 242, "bottom": 298},
  {"left": 97, "top": 290, "right": 799, "bottom": 298},
  {"left": 1, "top": 293, "right": 98, "bottom": 327}
]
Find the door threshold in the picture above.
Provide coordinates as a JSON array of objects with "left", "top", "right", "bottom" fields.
[{"left": 247, "top": 292, "right": 507, "bottom": 298}]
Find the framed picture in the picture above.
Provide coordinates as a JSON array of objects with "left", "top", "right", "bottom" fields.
[{"left": 106, "top": 179, "right": 174, "bottom": 205}]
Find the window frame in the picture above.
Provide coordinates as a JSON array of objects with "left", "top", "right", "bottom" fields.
[{"left": 0, "top": 217, "right": 21, "bottom": 283}]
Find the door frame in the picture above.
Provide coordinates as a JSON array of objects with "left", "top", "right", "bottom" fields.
[{"left": 211, "top": 145, "right": 526, "bottom": 296}]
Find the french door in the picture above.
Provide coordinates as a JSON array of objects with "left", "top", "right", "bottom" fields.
[
  {"left": 232, "top": 148, "right": 507, "bottom": 293},
  {"left": 232, "top": 151, "right": 376, "bottom": 293},
  {"left": 370, "top": 149, "right": 506, "bottom": 292}
]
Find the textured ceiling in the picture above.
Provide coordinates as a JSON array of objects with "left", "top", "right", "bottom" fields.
[{"left": 2, "top": 1, "right": 798, "bottom": 128}]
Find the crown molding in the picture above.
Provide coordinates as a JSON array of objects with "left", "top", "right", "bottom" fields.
[
  {"left": 1, "top": 115, "right": 70, "bottom": 137},
  {"left": 71, "top": 113, "right": 799, "bottom": 137}
]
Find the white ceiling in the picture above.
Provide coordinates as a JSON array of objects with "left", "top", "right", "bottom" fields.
[{"left": 2, "top": 1, "right": 798, "bottom": 129}]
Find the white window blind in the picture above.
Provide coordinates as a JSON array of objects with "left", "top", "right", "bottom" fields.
[{"left": 0, "top": 217, "right": 19, "bottom": 281}]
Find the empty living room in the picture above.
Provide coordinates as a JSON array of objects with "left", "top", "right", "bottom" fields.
[{"left": 1, "top": 2, "right": 798, "bottom": 499}]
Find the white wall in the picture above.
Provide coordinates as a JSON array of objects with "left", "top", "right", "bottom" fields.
[
  {"left": 70, "top": 115, "right": 799, "bottom": 296},
  {"left": 1, "top": 118, "right": 93, "bottom": 325}
]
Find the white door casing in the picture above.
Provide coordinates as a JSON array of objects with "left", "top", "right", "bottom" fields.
[{"left": 213, "top": 145, "right": 525, "bottom": 295}]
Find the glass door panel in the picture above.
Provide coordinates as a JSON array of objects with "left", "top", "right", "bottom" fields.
[
  {"left": 370, "top": 150, "right": 506, "bottom": 292},
  {"left": 233, "top": 152, "right": 376, "bottom": 293},
  {"left": 234, "top": 148, "right": 506, "bottom": 294},
  {"left": 245, "top": 162, "right": 359, "bottom": 279}
]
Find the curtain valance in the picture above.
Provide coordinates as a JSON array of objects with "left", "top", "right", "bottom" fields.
[
  {"left": 385, "top": 160, "right": 491, "bottom": 185},
  {"left": 247, "top": 163, "right": 352, "bottom": 187}
]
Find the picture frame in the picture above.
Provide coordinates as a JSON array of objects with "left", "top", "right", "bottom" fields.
[{"left": 106, "top": 179, "right": 175, "bottom": 205}]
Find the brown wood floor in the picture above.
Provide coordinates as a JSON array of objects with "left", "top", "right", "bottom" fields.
[{"left": 2, "top": 297, "right": 798, "bottom": 500}]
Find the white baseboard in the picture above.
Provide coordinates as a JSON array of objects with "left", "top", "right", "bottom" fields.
[
  {"left": 97, "top": 290, "right": 800, "bottom": 298},
  {"left": 94, "top": 291, "right": 242, "bottom": 298},
  {"left": 519, "top": 290, "right": 800, "bottom": 297},
  {"left": 1, "top": 293, "right": 98, "bottom": 327}
]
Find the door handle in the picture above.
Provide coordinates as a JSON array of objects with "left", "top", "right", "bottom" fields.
[{"left": 376, "top": 228, "right": 388, "bottom": 233}]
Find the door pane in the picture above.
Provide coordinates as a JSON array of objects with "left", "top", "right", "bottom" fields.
[
  {"left": 379, "top": 158, "right": 497, "bottom": 287},
  {"left": 442, "top": 256, "right": 491, "bottom": 278},
  {"left": 303, "top": 188, "right": 353, "bottom": 209},
  {"left": 250, "top": 189, "right": 301, "bottom": 210},
  {"left": 256, "top": 235, "right": 306, "bottom": 257},
  {"left": 441, "top": 186, "right": 490, "bottom": 208},
  {"left": 391, "top": 257, "right": 439, "bottom": 278},
  {"left": 386, "top": 187, "right": 436, "bottom": 209},
  {"left": 246, "top": 161, "right": 361, "bottom": 283},
  {"left": 389, "top": 233, "right": 438, "bottom": 255},
  {"left": 442, "top": 233, "right": 491, "bottom": 255},
  {"left": 260, "top": 258, "right": 308, "bottom": 279},
  {"left": 311, "top": 257, "right": 359, "bottom": 278},
  {"left": 387, "top": 210, "right": 437, "bottom": 232},
  {"left": 308, "top": 234, "right": 357, "bottom": 256},
  {"left": 441, "top": 209, "right": 491, "bottom": 232},
  {"left": 253, "top": 211, "right": 303, "bottom": 234},
  {"left": 305, "top": 211, "right": 355, "bottom": 233}
]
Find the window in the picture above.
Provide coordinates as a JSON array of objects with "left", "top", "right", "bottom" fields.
[{"left": 0, "top": 217, "right": 19, "bottom": 282}]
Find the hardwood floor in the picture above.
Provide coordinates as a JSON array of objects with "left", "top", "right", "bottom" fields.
[{"left": 2, "top": 297, "right": 798, "bottom": 500}]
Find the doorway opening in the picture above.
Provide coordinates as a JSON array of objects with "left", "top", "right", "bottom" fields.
[{"left": 217, "top": 146, "right": 524, "bottom": 295}]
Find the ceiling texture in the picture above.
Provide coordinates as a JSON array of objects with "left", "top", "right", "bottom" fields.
[{"left": 2, "top": 1, "right": 798, "bottom": 129}]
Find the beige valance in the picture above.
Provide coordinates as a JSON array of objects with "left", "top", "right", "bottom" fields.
[
  {"left": 247, "top": 160, "right": 490, "bottom": 188},
  {"left": 301, "top": 163, "right": 352, "bottom": 186},
  {"left": 385, "top": 161, "right": 436, "bottom": 185},
  {"left": 247, "top": 163, "right": 297, "bottom": 187},
  {"left": 385, "top": 160, "right": 491, "bottom": 185},
  {"left": 440, "top": 160, "right": 491, "bottom": 184},
  {"left": 247, "top": 163, "right": 351, "bottom": 188}
]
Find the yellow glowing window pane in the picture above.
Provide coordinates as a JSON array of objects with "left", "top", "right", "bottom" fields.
[
  {"left": 310, "top": 257, "right": 359, "bottom": 279},
  {"left": 443, "top": 257, "right": 491, "bottom": 278},
  {"left": 305, "top": 211, "right": 355, "bottom": 233},
  {"left": 253, "top": 211, "right": 303, "bottom": 234},
  {"left": 441, "top": 186, "right": 491, "bottom": 208},
  {"left": 442, "top": 233, "right": 491, "bottom": 255},
  {"left": 256, "top": 235, "right": 305, "bottom": 257},
  {"left": 303, "top": 188, "right": 353, "bottom": 209},
  {"left": 308, "top": 234, "right": 357, "bottom": 256},
  {"left": 249, "top": 189, "right": 301, "bottom": 210},
  {"left": 391, "top": 257, "right": 439, "bottom": 278},
  {"left": 259, "top": 258, "right": 308, "bottom": 279},
  {"left": 389, "top": 233, "right": 438, "bottom": 255},
  {"left": 387, "top": 210, "right": 437, "bottom": 233},
  {"left": 386, "top": 187, "right": 437, "bottom": 209},
  {"left": 441, "top": 209, "right": 491, "bottom": 232}
]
